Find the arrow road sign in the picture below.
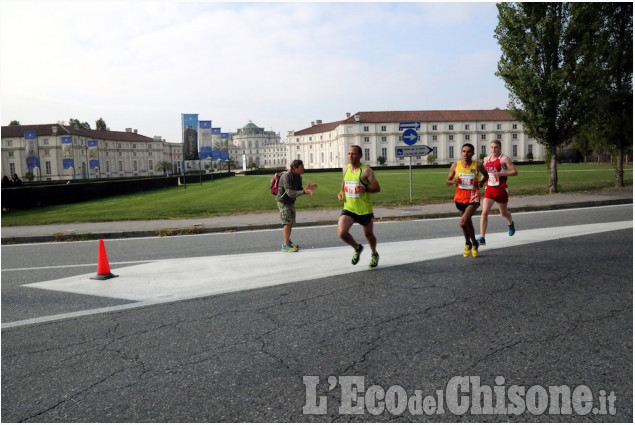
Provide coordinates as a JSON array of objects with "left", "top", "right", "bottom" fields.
[
  {"left": 402, "top": 128, "right": 418, "bottom": 146},
  {"left": 395, "top": 145, "right": 433, "bottom": 157},
  {"left": 399, "top": 121, "right": 421, "bottom": 130}
]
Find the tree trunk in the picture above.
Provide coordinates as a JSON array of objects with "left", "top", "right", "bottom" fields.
[
  {"left": 549, "top": 155, "right": 559, "bottom": 193},
  {"left": 615, "top": 145, "right": 624, "bottom": 187}
]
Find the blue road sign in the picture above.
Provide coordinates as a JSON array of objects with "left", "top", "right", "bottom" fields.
[
  {"left": 402, "top": 128, "right": 418, "bottom": 146},
  {"left": 399, "top": 121, "right": 421, "bottom": 130}
]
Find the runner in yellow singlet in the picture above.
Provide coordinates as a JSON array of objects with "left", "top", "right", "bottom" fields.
[{"left": 337, "top": 145, "right": 381, "bottom": 268}]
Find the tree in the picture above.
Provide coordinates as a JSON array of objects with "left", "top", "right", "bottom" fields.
[
  {"left": 69, "top": 118, "right": 91, "bottom": 129},
  {"left": 571, "top": 3, "right": 632, "bottom": 186},
  {"left": 376, "top": 156, "right": 386, "bottom": 166},
  {"left": 156, "top": 160, "right": 173, "bottom": 176},
  {"left": 95, "top": 117, "right": 109, "bottom": 131},
  {"left": 495, "top": 3, "right": 583, "bottom": 193},
  {"left": 9, "top": 120, "right": 20, "bottom": 126}
]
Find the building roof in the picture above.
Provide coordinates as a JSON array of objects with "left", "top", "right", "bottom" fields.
[
  {"left": 293, "top": 109, "right": 515, "bottom": 135},
  {"left": 1, "top": 123, "right": 154, "bottom": 142}
]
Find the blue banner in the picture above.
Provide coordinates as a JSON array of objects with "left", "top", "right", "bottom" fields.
[
  {"left": 61, "top": 136, "right": 74, "bottom": 169},
  {"left": 24, "top": 131, "right": 40, "bottom": 170},
  {"left": 87, "top": 140, "right": 99, "bottom": 169},
  {"left": 211, "top": 127, "right": 221, "bottom": 135},
  {"left": 221, "top": 133, "right": 229, "bottom": 139},
  {"left": 199, "top": 120, "right": 212, "bottom": 129},
  {"left": 182, "top": 113, "right": 199, "bottom": 160}
]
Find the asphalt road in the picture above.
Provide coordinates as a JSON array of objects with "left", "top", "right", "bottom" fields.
[{"left": 1, "top": 206, "right": 632, "bottom": 422}]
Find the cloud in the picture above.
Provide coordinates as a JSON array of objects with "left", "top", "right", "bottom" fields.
[{"left": 1, "top": 2, "right": 508, "bottom": 142}]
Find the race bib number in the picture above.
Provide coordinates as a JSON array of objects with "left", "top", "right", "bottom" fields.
[
  {"left": 458, "top": 173, "right": 475, "bottom": 190},
  {"left": 488, "top": 173, "right": 500, "bottom": 187},
  {"left": 345, "top": 180, "right": 361, "bottom": 198}
]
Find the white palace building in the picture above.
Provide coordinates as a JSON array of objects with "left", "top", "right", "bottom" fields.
[
  {"left": 288, "top": 109, "right": 543, "bottom": 169},
  {"left": 1, "top": 109, "right": 542, "bottom": 181}
]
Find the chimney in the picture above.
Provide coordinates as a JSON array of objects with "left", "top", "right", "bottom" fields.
[
  {"left": 316, "top": 120, "right": 322, "bottom": 125},
  {"left": 346, "top": 112, "right": 351, "bottom": 118},
  {"left": 354, "top": 114, "right": 360, "bottom": 122},
  {"left": 311, "top": 121, "right": 315, "bottom": 126},
  {"left": 52, "top": 126, "right": 58, "bottom": 135},
  {"left": 134, "top": 129, "right": 138, "bottom": 134},
  {"left": 126, "top": 128, "right": 132, "bottom": 132}
]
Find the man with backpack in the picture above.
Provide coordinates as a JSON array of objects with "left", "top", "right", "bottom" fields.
[{"left": 274, "top": 159, "right": 318, "bottom": 252}]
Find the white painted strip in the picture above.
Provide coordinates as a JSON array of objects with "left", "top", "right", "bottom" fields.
[{"left": 3, "top": 221, "right": 631, "bottom": 329}]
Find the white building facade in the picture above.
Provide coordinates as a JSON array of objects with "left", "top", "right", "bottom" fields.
[
  {"left": 1, "top": 124, "right": 182, "bottom": 181},
  {"left": 228, "top": 122, "right": 285, "bottom": 168},
  {"left": 288, "top": 110, "right": 543, "bottom": 168}
]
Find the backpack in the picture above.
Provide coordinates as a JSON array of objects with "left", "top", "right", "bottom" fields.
[{"left": 270, "top": 171, "right": 286, "bottom": 195}]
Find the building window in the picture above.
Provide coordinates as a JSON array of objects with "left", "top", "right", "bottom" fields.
[
  {"left": 448, "top": 125, "right": 454, "bottom": 130},
  {"left": 310, "top": 153, "right": 313, "bottom": 163},
  {"left": 481, "top": 134, "right": 487, "bottom": 140},
  {"left": 481, "top": 124, "right": 486, "bottom": 130},
  {"left": 497, "top": 124, "right": 502, "bottom": 130},
  {"left": 363, "top": 126, "right": 369, "bottom": 132},
  {"left": 513, "top": 145, "right": 518, "bottom": 157},
  {"left": 381, "top": 136, "right": 387, "bottom": 142},
  {"left": 465, "top": 125, "right": 470, "bottom": 130},
  {"left": 149, "top": 160, "right": 153, "bottom": 170},
  {"left": 449, "top": 135, "right": 454, "bottom": 141},
  {"left": 364, "top": 137, "right": 370, "bottom": 143},
  {"left": 381, "top": 147, "right": 387, "bottom": 158},
  {"left": 7, "top": 141, "right": 13, "bottom": 147},
  {"left": 432, "top": 135, "right": 437, "bottom": 141},
  {"left": 481, "top": 146, "right": 486, "bottom": 155},
  {"left": 528, "top": 144, "right": 533, "bottom": 154},
  {"left": 432, "top": 125, "right": 437, "bottom": 131},
  {"left": 106, "top": 161, "right": 110, "bottom": 172},
  {"left": 44, "top": 149, "right": 50, "bottom": 156},
  {"left": 10, "top": 163, "right": 15, "bottom": 173},
  {"left": 364, "top": 149, "right": 370, "bottom": 161},
  {"left": 43, "top": 139, "right": 49, "bottom": 145},
  {"left": 8, "top": 151, "right": 14, "bottom": 157},
  {"left": 133, "top": 160, "right": 138, "bottom": 171},
  {"left": 449, "top": 146, "right": 455, "bottom": 159},
  {"left": 513, "top": 124, "right": 518, "bottom": 130},
  {"left": 381, "top": 126, "right": 387, "bottom": 131},
  {"left": 432, "top": 147, "right": 438, "bottom": 157},
  {"left": 118, "top": 161, "right": 123, "bottom": 171},
  {"left": 512, "top": 133, "right": 518, "bottom": 140},
  {"left": 465, "top": 134, "right": 470, "bottom": 140},
  {"left": 497, "top": 134, "right": 502, "bottom": 140},
  {"left": 45, "top": 161, "right": 51, "bottom": 174}
]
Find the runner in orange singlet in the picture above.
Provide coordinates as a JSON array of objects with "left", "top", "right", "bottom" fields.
[{"left": 446, "top": 143, "right": 488, "bottom": 258}]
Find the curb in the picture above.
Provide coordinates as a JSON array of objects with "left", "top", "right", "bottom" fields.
[{"left": 2, "top": 198, "right": 631, "bottom": 245}]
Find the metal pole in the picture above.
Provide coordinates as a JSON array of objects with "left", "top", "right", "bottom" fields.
[{"left": 409, "top": 156, "right": 413, "bottom": 202}]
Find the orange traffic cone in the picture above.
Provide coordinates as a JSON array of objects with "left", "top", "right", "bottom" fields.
[{"left": 90, "top": 239, "right": 118, "bottom": 280}]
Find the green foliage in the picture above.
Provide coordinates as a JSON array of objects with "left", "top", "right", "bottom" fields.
[
  {"left": 24, "top": 171, "right": 34, "bottom": 182},
  {"left": 9, "top": 120, "right": 20, "bottom": 126},
  {"left": 377, "top": 156, "right": 386, "bottom": 166},
  {"left": 68, "top": 118, "right": 91, "bottom": 129},
  {"left": 95, "top": 117, "right": 109, "bottom": 131}
]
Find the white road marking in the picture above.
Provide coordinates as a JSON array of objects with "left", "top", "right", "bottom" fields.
[{"left": 3, "top": 221, "right": 631, "bottom": 329}]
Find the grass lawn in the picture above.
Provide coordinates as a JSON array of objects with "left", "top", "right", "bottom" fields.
[{"left": 1, "top": 163, "right": 632, "bottom": 226}]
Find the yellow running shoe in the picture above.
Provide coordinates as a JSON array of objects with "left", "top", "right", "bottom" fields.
[
  {"left": 472, "top": 241, "right": 479, "bottom": 257},
  {"left": 463, "top": 244, "right": 471, "bottom": 257}
]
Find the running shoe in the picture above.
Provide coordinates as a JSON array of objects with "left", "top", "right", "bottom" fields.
[
  {"left": 508, "top": 221, "right": 516, "bottom": 236},
  {"left": 472, "top": 241, "right": 479, "bottom": 258},
  {"left": 352, "top": 244, "right": 364, "bottom": 265},
  {"left": 476, "top": 236, "right": 486, "bottom": 245},
  {"left": 369, "top": 253, "right": 379, "bottom": 269},
  {"left": 289, "top": 241, "right": 299, "bottom": 250},
  {"left": 463, "top": 244, "right": 471, "bottom": 258},
  {"left": 281, "top": 243, "right": 298, "bottom": 252}
]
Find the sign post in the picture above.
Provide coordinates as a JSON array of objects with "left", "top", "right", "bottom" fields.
[{"left": 397, "top": 122, "right": 432, "bottom": 202}]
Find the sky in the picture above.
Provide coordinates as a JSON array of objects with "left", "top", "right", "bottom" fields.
[{"left": 1, "top": 1, "right": 510, "bottom": 144}]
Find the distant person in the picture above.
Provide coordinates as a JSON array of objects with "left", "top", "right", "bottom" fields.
[
  {"left": 276, "top": 159, "right": 318, "bottom": 252},
  {"left": 477, "top": 139, "right": 518, "bottom": 245},
  {"left": 9, "top": 173, "right": 22, "bottom": 186},
  {"left": 337, "top": 145, "right": 381, "bottom": 268},
  {"left": 2, "top": 176, "right": 10, "bottom": 187},
  {"left": 446, "top": 143, "right": 488, "bottom": 258}
]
